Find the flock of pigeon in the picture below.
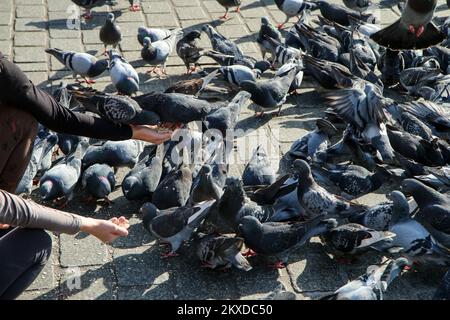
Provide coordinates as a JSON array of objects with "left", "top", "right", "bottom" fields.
[{"left": 16, "top": 0, "right": 450, "bottom": 300}]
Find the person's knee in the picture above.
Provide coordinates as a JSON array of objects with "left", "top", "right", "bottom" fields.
[{"left": 20, "top": 229, "right": 52, "bottom": 266}]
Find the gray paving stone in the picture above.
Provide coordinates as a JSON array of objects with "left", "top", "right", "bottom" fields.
[
  {"left": 82, "top": 30, "right": 103, "bottom": 44},
  {"left": 60, "top": 233, "right": 110, "bottom": 267},
  {"left": 15, "top": 18, "right": 47, "bottom": 32},
  {"left": 0, "top": 0, "right": 13, "bottom": 12},
  {"left": 17, "top": 290, "right": 58, "bottom": 300},
  {"left": 113, "top": 246, "right": 170, "bottom": 286},
  {"left": 48, "top": 0, "right": 74, "bottom": 12},
  {"left": 112, "top": 216, "right": 154, "bottom": 248},
  {"left": 115, "top": 22, "right": 143, "bottom": 37},
  {"left": 203, "top": 1, "right": 226, "bottom": 13},
  {"left": 145, "top": 13, "right": 179, "bottom": 27},
  {"left": 175, "top": 7, "right": 208, "bottom": 20},
  {"left": 60, "top": 266, "right": 116, "bottom": 300},
  {"left": 16, "top": 0, "right": 44, "bottom": 4},
  {"left": 0, "top": 25, "right": 11, "bottom": 40},
  {"left": 116, "top": 11, "right": 146, "bottom": 23},
  {"left": 26, "top": 71, "right": 51, "bottom": 89},
  {"left": 0, "top": 40, "right": 11, "bottom": 55},
  {"left": 16, "top": 62, "right": 49, "bottom": 72},
  {"left": 14, "top": 47, "right": 47, "bottom": 63},
  {"left": 15, "top": 31, "right": 47, "bottom": 47},
  {"left": 142, "top": 1, "right": 172, "bottom": 14},
  {"left": 118, "top": 283, "right": 176, "bottom": 300},
  {"left": 16, "top": 5, "right": 46, "bottom": 18},
  {"left": 49, "top": 38, "right": 83, "bottom": 51},
  {"left": 49, "top": 28, "right": 81, "bottom": 39},
  {"left": 172, "top": 0, "right": 201, "bottom": 7},
  {"left": 0, "top": 12, "right": 12, "bottom": 26}
]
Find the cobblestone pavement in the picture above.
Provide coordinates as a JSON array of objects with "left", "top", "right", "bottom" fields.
[{"left": 3, "top": 0, "right": 448, "bottom": 300}]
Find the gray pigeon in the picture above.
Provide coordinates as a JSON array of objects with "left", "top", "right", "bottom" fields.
[
  {"left": 218, "top": 63, "right": 271, "bottom": 87},
  {"left": 289, "top": 119, "right": 337, "bottom": 160},
  {"left": 122, "top": 148, "right": 162, "bottom": 200},
  {"left": 202, "top": 50, "right": 257, "bottom": 69},
  {"left": 400, "top": 179, "right": 450, "bottom": 248},
  {"left": 294, "top": 159, "right": 367, "bottom": 219},
  {"left": 176, "top": 30, "right": 203, "bottom": 74},
  {"left": 371, "top": 0, "right": 445, "bottom": 50},
  {"left": 262, "top": 35, "right": 302, "bottom": 68},
  {"left": 71, "top": 0, "right": 108, "bottom": 19},
  {"left": 274, "top": 59, "right": 304, "bottom": 93},
  {"left": 202, "top": 25, "right": 244, "bottom": 57},
  {"left": 141, "top": 29, "right": 183, "bottom": 76},
  {"left": 257, "top": 16, "right": 283, "bottom": 59},
  {"left": 190, "top": 164, "right": 226, "bottom": 203},
  {"left": 151, "top": 166, "right": 193, "bottom": 210},
  {"left": 99, "top": 13, "right": 122, "bottom": 55},
  {"left": 137, "top": 26, "right": 171, "bottom": 45},
  {"left": 16, "top": 133, "right": 59, "bottom": 195},
  {"left": 109, "top": 50, "right": 139, "bottom": 95},
  {"left": 81, "top": 163, "right": 115, "bottom": 203},
  {"left": 215, "top": 0, "right": 241, "bottom": 20},
  {"left": 194, "top": 233, "right": 252, "bottom": 271},
  {"left": 274, "top": 0, "right": 318, "bottom": 29},
  {"left": 45, "top": 48, "right": 108, "bottom": 84},
  {"left": 348, "top": 201, "right": 394, "bottom": 231},
  {"left": 343, "top": 0, "right": 372, "bottom": 12},
  {"left": 142, "top": 200, "right": 215, "bottom": 257},
  {"left": 242, "top": 145, "right": 276, "bottom": 186},
  {"left": 315, "top": 1, "right": 378, "bottom": 26},
  {"left": 320, "top": 258, "right": 409, "bottom": 300},
  {"left": 82, "top": 140, "right": 141, "bottom": 170},
  {"left": 240, "top": 67, "right": 297, "bottom": 116},
  {"left": 237, "top": 214, "right": 337, "bottom": 268},
  {"left": 39, "top": 140, "right": 88, "bottom": 206},
  {"left": 434, "top": 269, "right": 450, "bottom": 300}
]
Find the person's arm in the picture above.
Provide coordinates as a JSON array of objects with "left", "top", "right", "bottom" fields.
[
  {"left": 0, "top": 53, "right": 172, "bottom": 144},
  {"left": 0, "top": 190, "right": 129, "bottom": 243}
]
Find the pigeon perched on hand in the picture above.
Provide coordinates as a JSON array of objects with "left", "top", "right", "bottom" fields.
[
  {"left": 215, "top": 0, "right": 241, "bottom": 20},
  {"left": 194, "top": 233, "right": 252, "bottom": 271},
  {"left": 237, "top": 214, "right": 337, "bottom": 268},
  {"left": 141, "top": 29, "right": 183, "bottom": 76},
  {"left": 371, "top": 0, "right": 445, "bottom": 50},
  {"left": 81, "top": 163, "right": 116, "bottom": 203},
  {"left": 45, "top": 48, "right": 108, "bottom": 84},
  {"left": 176, "top": 30, "right": 203, "bottom": 74},
  {"left": 99, "top": 13, "right": 122, "bottom": 56},
  {"left": 108, "top": 50, "right": 139, "bottom": 95},
  {"left": 142, "top": 200, "right": 215, "bottom": 257}
]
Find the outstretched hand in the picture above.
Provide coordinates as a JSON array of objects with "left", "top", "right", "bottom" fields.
[
  {"left": 130, "top": 124, "right": 174, "bottom": 144},
  {"left": 80, "top": 216, "right": 130, "bottom": 244}
]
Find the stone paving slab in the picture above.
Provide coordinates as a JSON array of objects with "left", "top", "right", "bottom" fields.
[{"left": 12, "top": 0, "right": 450, "bottom": 300}]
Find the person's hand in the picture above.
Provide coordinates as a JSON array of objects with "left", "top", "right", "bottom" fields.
[
  {"left": 0, "top": 224, "right": 10, "bottom": 229},
  {"left": 160, "top": 122, "right": 183, "bottom": 131},
  {"left": 80, "top": 216, "right": 130, "bottom": 244},
  {"left": 130, "top": 124, "right": 173, "bottom": 144}
]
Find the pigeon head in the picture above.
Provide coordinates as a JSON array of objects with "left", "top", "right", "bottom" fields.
[
  {"left": 253, "top": 60, "right": 271, "bottom": 75},
  {"left": 223, "top": 177, "right": 244, "bottom": 197},
  {"left": 122, "top": 175, "right": 145, "bottom": 200},
  {"left": 201, "top": 24, "right": 214, "bottom": 38},
  {"left": 292, "top": 159, "right": 312, "bottom": 180},
  {"left": 261, "top": 16, "right": 270, "bottom": 25},
  {"left": 409, "top": 0, "right": 437, "bottom": 13},
  {"left": 141, "top": 202, "right": 159, "bottom": 232},
  {"left": 40, "top": 180, "right": 58, "bottom": 200},
  {"left": 106, "top": 13, "right": 115, "bottom": 23},
  {"left": 143, "top": 36, "right": 152, "bottom": 47},
  {"left": 198, "top": 164, "right": 212, "bottom": 176},
  {"left": 386, "top": 190, "right": 410, "bottom": 223},
  {"left": 184, "top": 30, "right": 201, "bottom": 41},
  {"left": 87, "top": 175, "right": 113, "bottom": 199},
  {"left": 237, "top": 215, "right": 262, "bottom": 237},
  {"left": 399, "top": 178, "right": 422, "bottom": 197}
]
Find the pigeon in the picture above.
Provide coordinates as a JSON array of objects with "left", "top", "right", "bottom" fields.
[
  {"left": 245, "top": 174, "right": 296, "bottom": 205},
  {"left": 348, "top": 202, "right": 394, "bottom": 231},
  {"left": 132, "top": 91, "right": 223, "bottom": 124},
  {"left": 434, "top": 269, "right": 450, "bottom": 300},
  {"left": 294, "top": 159, "right": 367, "bottom": 219},
  {"left": 218, "top": 62, "right": 271, "bottom": 87},
  {"left": 202, "top": 50, "right": 258, "bottom": 69},
  {"left": 315, "top": 1, "right": 378, "bottom": 26},
  {"left": 203, "top": 90, "right": 251, "bottom": 135},
  {"left": 379, "top": 49, "right": 404, "bottom": 86},
  {"left": 274, "top": 59, "right": 304, "bottom": 93},
  {"left": 240, "top": 67, "right": 297, "bottom": 116},
  {"left": 312, "top": 164, "right": 392, "bottom": 198},
  {"left": 71, "top": 0, "right": 108, "bottom": 19},
  {"left": 141, "top": 29, "right": 183, "bottom": 76},
  {"left": 57, "top": 133, "right": 87, "bottom": 155},
  {"left": 137, "top": 26, "right": 171, "bottom": 46},
  {"left": 176, "top": 30, "right": 203, "bottom": 74},
  {"left": 45, "top": 48, "right": 108, "bottom": 84},
  {"left": 397, "top": 100, "right": 450, "bottom": 134},
  {"left": 262, "top": 35, "right": 303, "bottom": 68},
  {"left": 194, "top": 233, "right": 252, "bottom": 271},
  {"left": 202, "top": 25, "right": 244, "bottom": 57},
  {"left": 257, "top": 16, "right": 283, "bottom": 59},
  {"left": 190, "top": 164, "right": 226, "bottom": 203},
  {"left": 99, "top": 13, "right": 122, "bottom": 55},
  {"left": 289, "top": 119, "right": 337, "bottom": 160},
  {"left": 385, "top": 190, "right": 450, "bottom": 266},
  {"left": 82, "top": 140, "right": 141, "bottom": 169},
  {"left": 237, "top": 214, "right": 337, "bottom": 268},
  {"left": 164, "top": 70, "right": 220, "bottom": 96},
  {"left": 343, "top": 0, "right": 372, "bottom": 12},
  {"left": 273, "top": 0, "right": 318, "bottom": 29},
  {"left": 108, "top": 50, "right": 139, "bottom": 95},
  {"left": 122, "top": 150, "right": 163, "bottom": 200},
  {"left": 203, "top": 177, "right": 276, "bottom": 234},
  {"left": 81, "top": 163, "right": 115, "bottom": 203},
  {"left": 398, "top": 111, "right": 434, "bottom": 141},
  {"left": 39, "top": 141, "right": 88, "bottom": 206},
  {"left": 16, "top": 133, "right": 59, "bottom": 195},
  {"left": 400, "top": 179, "right": 450, "bottom": 248},
  {"left": 320, "top": 258, "right": 409, "bottom": 300},
  {"left": 151, "top": 166, "right": 193, "bottom": 210},
  {"left": 370, "top": 0, "right": 445, "bottom": 50},
  {"left": 322, "top": 223, "right": 396, "bottom": 257},
  {"left": 242, "top": 145, "right": 276, "bottom": 186},
  {"left": 215, "top": 0, "right": 241, "bottom": 20},
  {"left": 142, "top": 200, "right": 215, "bottom": 257}
]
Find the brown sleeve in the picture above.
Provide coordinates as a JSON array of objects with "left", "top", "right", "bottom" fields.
[{"left": 0, "top": 189, "right": 82, "bottom": 234}]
